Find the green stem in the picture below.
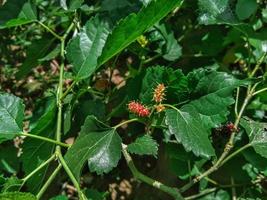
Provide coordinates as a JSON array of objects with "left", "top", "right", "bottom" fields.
[
  {"left": 20, "top": 132, "right": 70, "bottom": 148},
  {"left": 249, "top": 53, "right": 266, "bottom": 78},
  {"left": 52, "top": 19, "right": 86, "bottom": 199},
  {"left": 252, "top": 87, "right": 267, "bottom": 96},
  {"left": 61, "top": 81, "right": 76, "bottom": 100},
  {"left": 162, "top": 104, "right": 180, "bottom": 112},
  {"left": 113, "top": 118, "right": 139, "bottom": 129},
  {"left": 143, "top": 54, "right": 161, "bottom": 64},
  {"left": 36, "top": 164, "right": 62, "bottom": 200},
  {"left": 220, "top": 144, "right": 251, "bottom": 167},
  {"left": 22, "top": 154, "right": 56, "bottom": 183},
  {"left": 234, "top": 87, "right": 240, "bottom": 118},
  {"left": 57, "top": 153, "right": 86, "bottom": 199},
  {"left": 122, "top": 144, "right": 184, "bottom": 200},
  {"left": 185, "top": 188, "right": 217, "bottom": 200},
  {"left": 37, "top": 21, "right": 62, "bottom": 40}
]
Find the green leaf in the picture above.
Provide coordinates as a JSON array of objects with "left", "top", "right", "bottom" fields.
[
  {"left": 1, "top": 177, "right": 23, "bottom": 192},
  {"left": 153, "top": 23, "right": 182, "bottom": 61},
  {"left": 235, "top": 0, "right": 258, "bottom": 20},
  {"left": 50, "top": 195, "right": 68, "bottom": 200},
  {"left": 165, "top": 108, "right": 215, "bottom": 158},
  {"left": 198, "top": 189, "right": 230, "bottom": 200},
  {"left": 65, "top": 116, "right": 122, "bottom": 179},
  {"left": 30, "top": 97, "right": 57, "bottom": 134},
  {"left": 242, "top": 148, "right": 267, "bottom": 171},
  {"left": 21, "top": 97, "right": 57, "bottom": 193},
  {"left": 38, "top": 45, "right": 61, "bottom": 62},
  {"left": 0, "top": 93, "right": 24, "bottom": 141},
  {"left": 140, "top": 66, "right": 188, "bottom": 104},
  {"left": 0, "top": 145, "right": 20, "bottom": 174},
  {"left": 0, "top": 192, "right": 37, "bottom": 200},
  {"left": 66, "top": 17, "right": 110, "bottom": 80},
  {"left": 241, "top": 118, "right": 267, "bottom": 159},
  {"left": 98, "top": 0, "right": 183, "bottom": 66},
  {"left": 127, "top": 135, "right": 158, "bottom": 157},
  {"left": 60, "top": 0, "right": 84, "bottom": 11},
  {"left": 188, "top": 71, "right": 245, "bottom": 129},
  {"left": 198, "top": 0, "right": 238, "bottom": 25},
  {"left": 21, "top": 126, "right": 56, "bottom": 193},
  {"left": 0, "top": 1, "right": 36, "bottom": 29},
  {"left": 16, "top": 38, "right": 55, "bottom": 79},
  {"left": 84, "top": 189, "right": 104, "bottom": 200}
]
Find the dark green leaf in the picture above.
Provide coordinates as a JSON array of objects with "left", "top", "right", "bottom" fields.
[
  {"left": 241, "top": 118, "right": 267, "bottom": 159},
  {"left": 165, "top": 108, "right": 215, "bottom": 158},
  {"left": 127, "top": 135, "right": 158, "bottom": 157},
  {"left": 16, "top": 38, "right": 55, "bottom": 79},
  {"left": 30, "top": 97, "right": 57, "bottom": 134},
  {"left": 140, "top": 66, "right": 188, "bottom": 104},
  {"left": 50, "top": 195, "right": 69, "bottom": 200},
  {"left": 0, "top": 93, "right": 24, "bottom": 141},
  {"left": 98, "top": 0, "right": 183, "bottom": 66},
  {"left": 0, "top": 192, "right": 37, "bottom": 200},
  {"left": 153, "top": 23, "right": 182, "bottom": 61},
  {"left": 65, "top": 116, "right": 122, "bottom": 179},
  {"left": 66, "top": 17, "right": 110, "bottom": 80},
  {"left": 0, "top": 145, "right": 20, "bottom": 174},
  {"left": 188, "top": 71, "right": 245, "bottom": 129},
  {"left": 198, "top": 0, "right": 238, "bottom": 25},
  {"left": 242, "top": 148, "right": 267, "bottom": 171},
  {"left": 0, "top": 0, "right": 36, "bottom": 29},
  {"left": 235, "top": 0, "right": 258, "bottom": 20},
  {"left": 21, "top": 97, "right": 57, "bottom": 193},
  {"left": 84, "top": 189, "right": 104, "bottom": 200},
  {"left": 38, "top": 45, "right": 61, "bottom": 62}
]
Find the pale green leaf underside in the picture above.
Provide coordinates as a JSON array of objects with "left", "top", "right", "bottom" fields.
[
  {"left": 241, "top": 118, "right": 267, "bottom": 159},
  {"left": 0, "top": 93, "right": 25, "bottom": 140},
  {"left": 127, "top": 135, "right": 158, "bottom": 157},
  {"left": 165, "top": 109, "right": 215, "bottom": 158},
  {"left": 65, "top": 116, "right": 122, "bottom": 179}
]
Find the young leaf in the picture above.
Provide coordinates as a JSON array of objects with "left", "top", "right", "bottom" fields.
[
  {"left": 66, "top": 17, "right": 110, "bottom": 80},
  {"left": 127, "top": 135, "right": 158, "bottom": 157},
  {"left": 241, "top": 118, "right": 267, "bottom": 159},
  {"left": 165, "top": 108, "right": 215, "bottom": 158},
  {"left": 65, "top": 116, "right": 122, "bottom": 179},
  {"left": 198, "top": 0, "right": 238, "bottom": 25},
  {"left": 98, "top": 0, "right": 183, "bottom": 66},
  {"left": 1, "top": 176, "right": 23, "bottom": 192},
  {"left": 0, "top": 192, "right": 37, "bottom": 200},
  {"left": 0, "top": 93, "right": 25, "bottom": 142}
]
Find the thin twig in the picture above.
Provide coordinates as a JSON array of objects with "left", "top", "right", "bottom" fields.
[
  {"left": 36, "top": 164, "right": 62, "bottom": 199},
  {"left": 122, "top": 144, "right": 184, "bottom": 200},
  {"left": 21, "top": 132, "right": 70, "bottom": 148}
]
